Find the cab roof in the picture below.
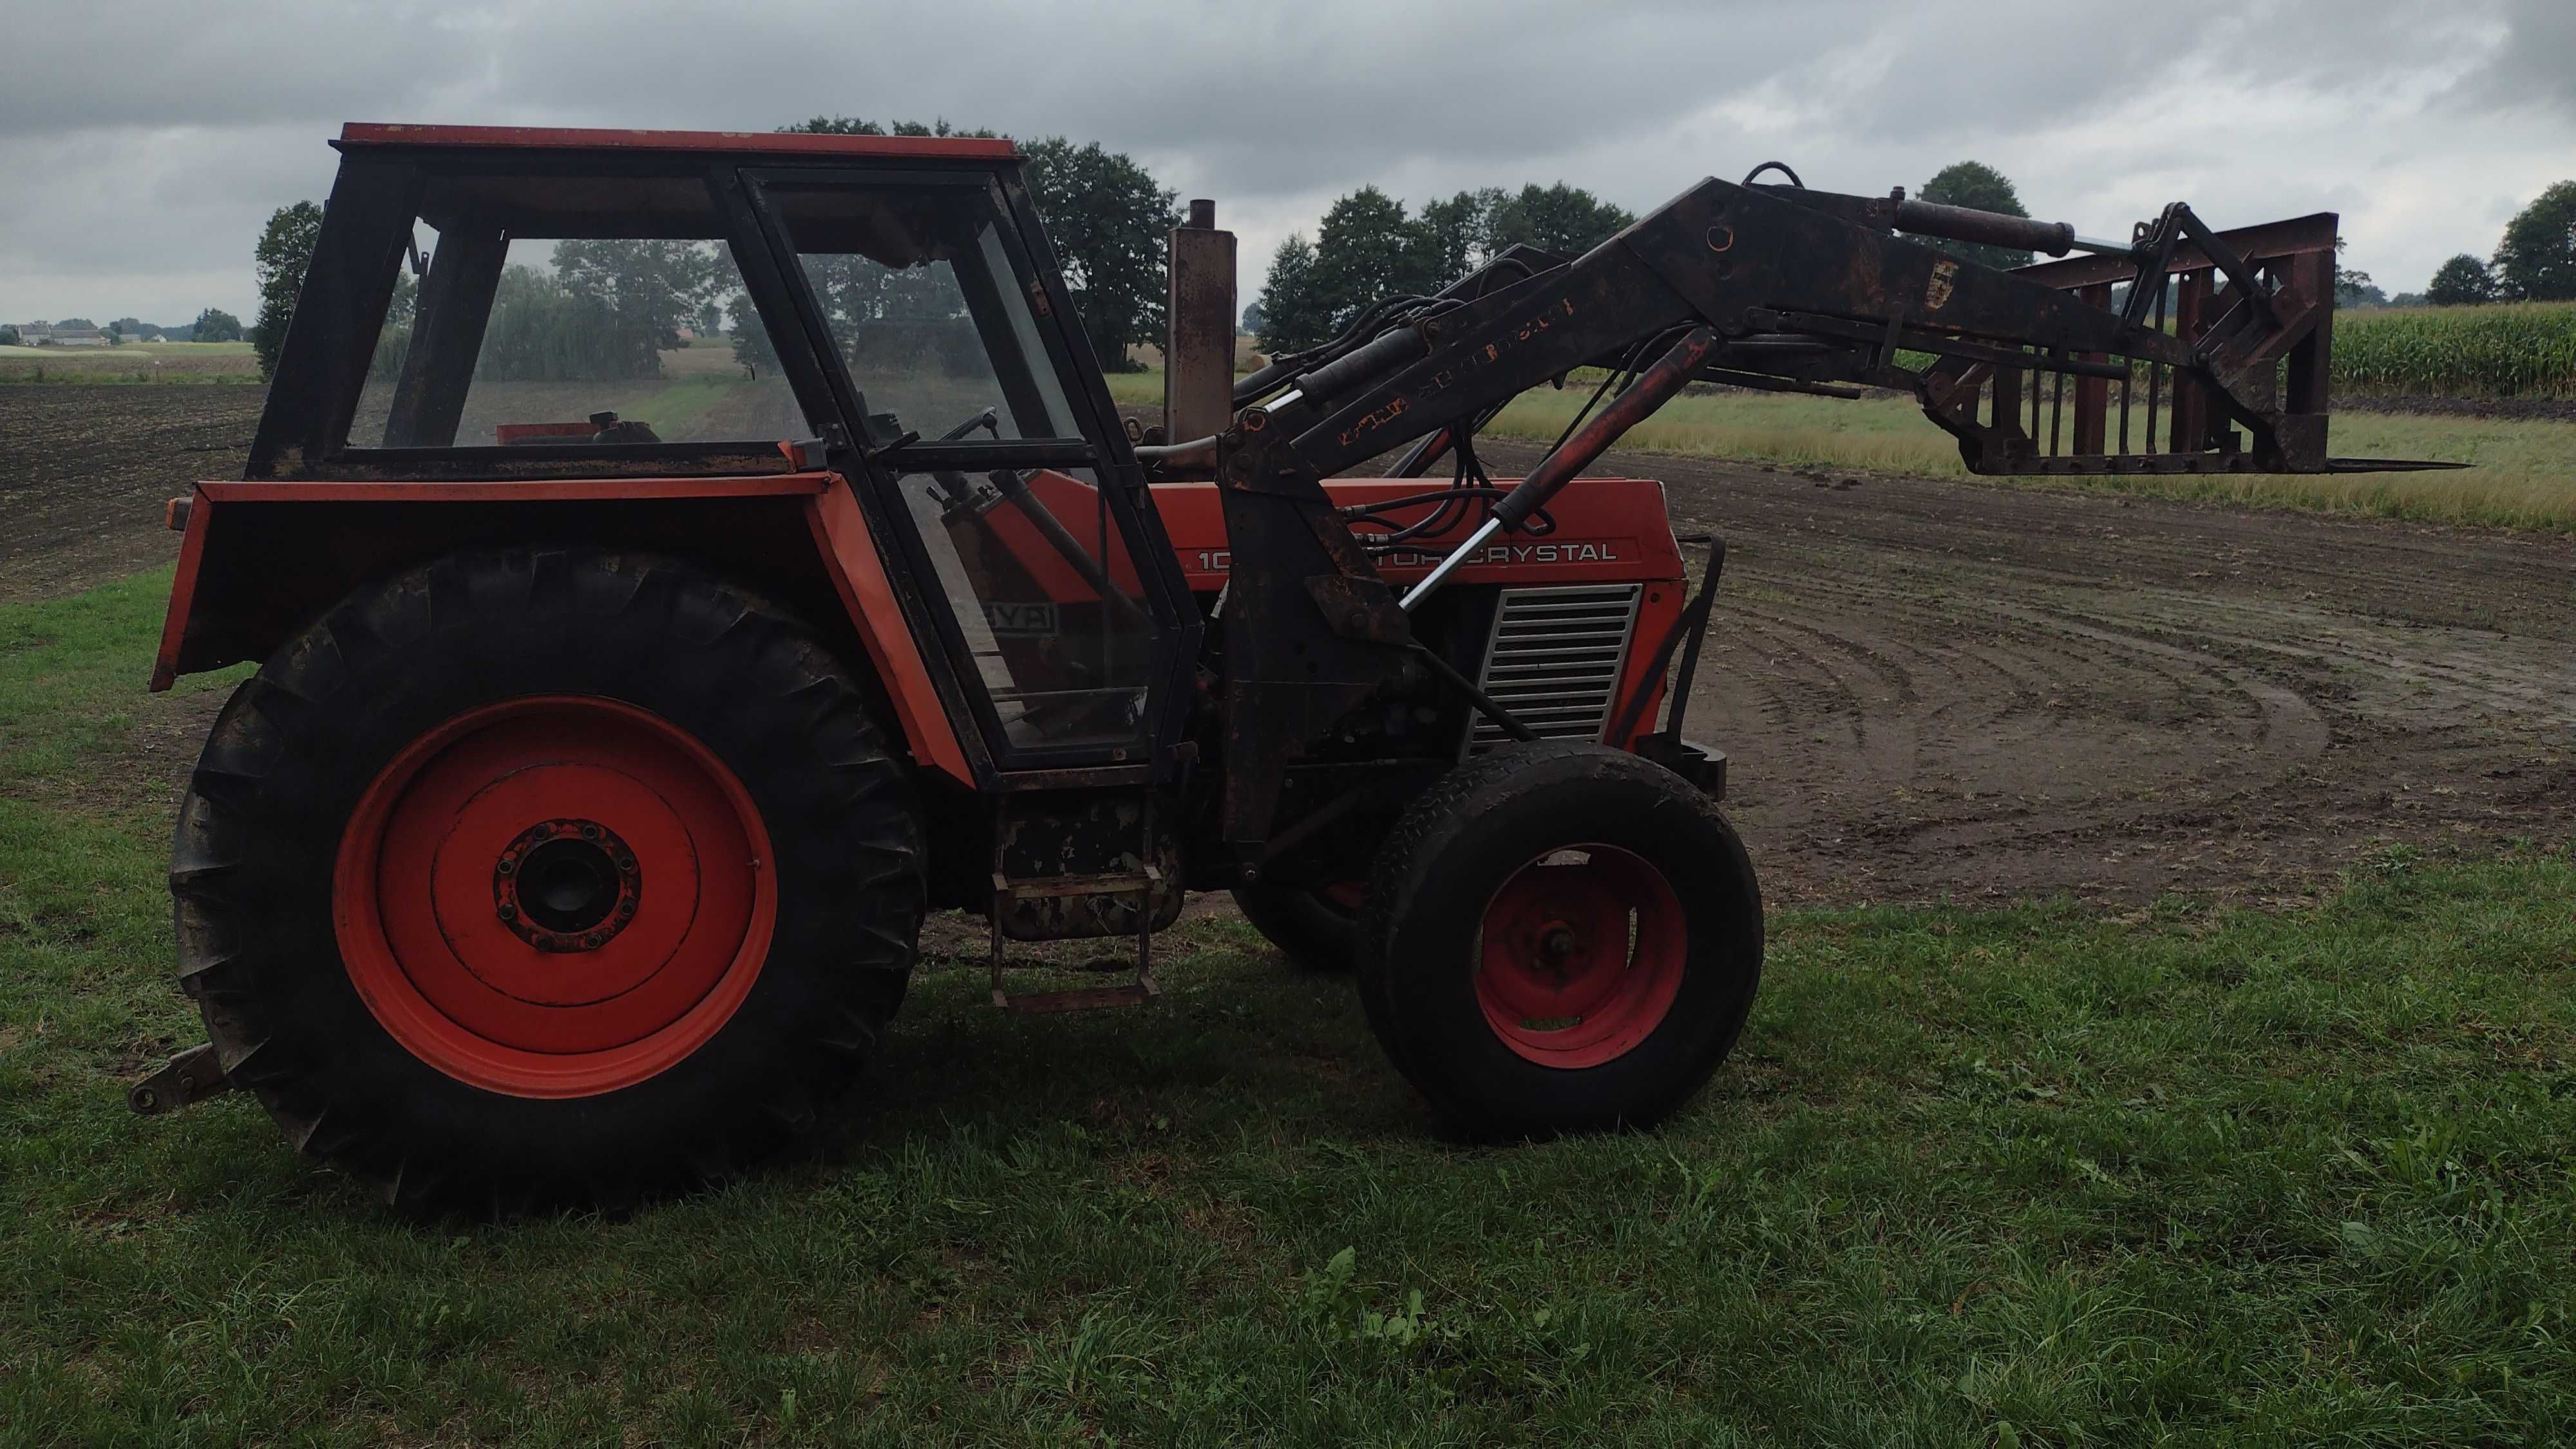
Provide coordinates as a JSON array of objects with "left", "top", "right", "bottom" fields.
[{"left": 334, "top": 122, "right": 1019, "bottom": 162}]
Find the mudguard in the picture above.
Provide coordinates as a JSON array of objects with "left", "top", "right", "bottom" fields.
[{"left": 152, "top": 471, "right": 976, "bottom": 787}]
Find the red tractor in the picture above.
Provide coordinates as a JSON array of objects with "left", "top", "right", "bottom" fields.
[{"left": 135, "top": 124, "right": 2407, "bottom": 1210}]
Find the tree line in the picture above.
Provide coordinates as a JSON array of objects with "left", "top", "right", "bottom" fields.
[
  {"left": 1247, "top": 161, "right": 2060, "bottom": 353},
  {"left": 2397, "top": 183, "right": 2576, "bottom": 307},
  {"left": 1248, "top": 182, "right": 1639, "bottom": 352}
]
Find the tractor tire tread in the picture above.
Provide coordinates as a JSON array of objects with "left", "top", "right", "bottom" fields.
[{"left": 171, "top": 545, "right": 924, "bottom": 1213}]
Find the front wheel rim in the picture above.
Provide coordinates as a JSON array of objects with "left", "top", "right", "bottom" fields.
[
  {"left": 334, "top": 696, "right": 774, "bottom": 1099},
  {"left": 1473, "top": 844, "right": 1685, "bottom": 1068}
]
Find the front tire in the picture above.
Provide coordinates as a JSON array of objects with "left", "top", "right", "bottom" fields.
[
  {"left": 169, "top": 547, "right": 924, "bottom": 1211},
  {"left": 1356, "top": 741, "right": 1762, "bottom": 1139}
]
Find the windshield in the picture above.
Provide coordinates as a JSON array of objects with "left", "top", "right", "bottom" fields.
[{"left": 763, "top": 180, "right": 1079, "bottom": 446}]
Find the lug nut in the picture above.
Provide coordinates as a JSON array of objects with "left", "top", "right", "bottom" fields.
[
  {"left": 496, "top": 902, "right": 518, "bottom": 921},
  {"left": 583, "top": 933, "right": 605, "bottom": 949},
  {"left": 580, "top": 823, "right": 602, "bottom": 841},
  {"left": 615, "top": 855, "right": 636, "bottom": 873},
  {"left": 496, "top": 858, "right": 516, "bottom": 876},
  {"left": 531, "top": 933, "right": 556, "bottom": 951}
]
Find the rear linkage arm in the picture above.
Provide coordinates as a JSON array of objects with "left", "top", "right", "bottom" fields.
[{"left": 1205, "top": 175, "right": 2325, "bottom": 856}]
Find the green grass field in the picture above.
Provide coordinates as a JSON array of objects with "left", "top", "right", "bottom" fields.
[{"left": 7, "top": 571, "right": 2575, "bottom": 1443}]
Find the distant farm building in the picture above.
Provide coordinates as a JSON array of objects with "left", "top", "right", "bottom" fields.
[{"left": 11, "top": 321, "right": 109, "bottom": 346}]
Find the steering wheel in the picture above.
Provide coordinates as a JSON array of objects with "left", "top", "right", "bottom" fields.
[{"left": 936, "top": 406, "right": 1001, "bottom": 442}]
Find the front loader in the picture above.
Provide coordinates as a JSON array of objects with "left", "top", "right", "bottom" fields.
[{"left": 131, "top": 124, "right": 2441, "bottom": 1210}]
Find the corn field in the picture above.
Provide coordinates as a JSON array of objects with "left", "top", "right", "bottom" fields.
[{"left": 2333, "top": 301, "right": 2576, "bottom": 400}]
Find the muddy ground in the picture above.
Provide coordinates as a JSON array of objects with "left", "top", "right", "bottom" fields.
[{"left": 5, "top": 383, "right": 2570, "bottom": 907}]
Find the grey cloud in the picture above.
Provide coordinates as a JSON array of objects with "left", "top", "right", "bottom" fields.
[{"left": 1, "top": 0, "right": 2570, "bottom": 321}]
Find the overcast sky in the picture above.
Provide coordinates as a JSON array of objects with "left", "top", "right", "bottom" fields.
[{"left": 4, "top": 0, "right": 2571, "bottom": 327}]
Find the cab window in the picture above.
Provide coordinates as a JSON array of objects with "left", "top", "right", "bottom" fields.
[{"left": 349, "top": 173, "right": 811, "bottom": 451}]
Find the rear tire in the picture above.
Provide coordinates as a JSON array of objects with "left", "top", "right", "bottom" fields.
[
  {"left": 169, "top": 547, "right": 925, "bottom": 1212},
  {"left": 1230, "top": 883, "right": 1362, "bottom": 974},
  {"left": 1356, "top": 741, "right": 1761, "bottom": 1139}
]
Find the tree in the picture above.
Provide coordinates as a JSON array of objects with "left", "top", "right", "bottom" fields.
[
  {"left": 1021, "top": 137, "right": 1177, "bottom": 372},
  {"left": 552, "top": 239, "right": 723, "bottom": 350},
  {"left": 0, "top": 325, "right": 18, "bottom": 347},
  {"left": 251, "top": 200, "right": 324, "bottom": 378},
  {"left": 1303, "top": 186, "right": 1443, "bottom": 334},
  {"left": 782, "top": 118, "right": 1173, "bottom": 372},
  {"left": 2335, "top": 270, "right": 2387, "bottom": 308},
  {"left": 1416, "top": 187, "right": 1504, "bottom": 278},
  {"left": 106, "top": 321, "right": 125, "bottom": 345},
  {"left": 1918, "top": 161, "right": 2034, "bottom": 271},
  {"left": 2424, "top": 253, "right": 2497, "bottom": 307},
  {"left": 1253, "top": 233, "right": 1331, "bottom": 352},
  {"left": 1486, "top": 182, "right": 1634, "bottom": 258},
  {"left": 1237, "top": 299, "right": 1265, "bottom": 339},
  {"left": 728, "top": 292, "right": 781, "bottom": 376},
  {"left": 473, "top": 265, "right": 659, "bottom": 381},
  {"left": 791, "top": 115, "right": 985, "bottom": 139},
  {"left": 2493, "top": 182, "right": 2576, "bottom": 302},
  {"left": 191, "top": 307, "right": 243, "bottom": 342}
]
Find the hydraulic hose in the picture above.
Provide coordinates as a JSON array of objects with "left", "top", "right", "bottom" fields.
[{"left": 1399, "top": 326, "right": 1720, "bottom": 611}]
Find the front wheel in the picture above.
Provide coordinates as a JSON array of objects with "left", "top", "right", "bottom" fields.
[
  {"left": 1356, "top": 741, "right": 1762, "bottom": 1139},
  {"left": 169, "top": 547, "right": 925, "bottom": 1211}
]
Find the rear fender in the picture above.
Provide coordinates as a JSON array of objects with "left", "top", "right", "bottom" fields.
[{"left": 153, "top": 471, "right": 975, "bottom": 787}]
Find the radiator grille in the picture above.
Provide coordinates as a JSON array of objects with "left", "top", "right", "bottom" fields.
[{"left": 1468, "top": 584, "right": 1643, "bottom": 753}]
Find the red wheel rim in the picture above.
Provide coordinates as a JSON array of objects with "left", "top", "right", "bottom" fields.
[
  {"left": 1473, "top": 844, "right": 1685, "bottom": 1068},
  {"left": 334, "top": 696, "right": 774, "bottom": 1099}
]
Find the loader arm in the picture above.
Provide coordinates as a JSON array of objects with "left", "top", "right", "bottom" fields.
[{"left": 1202, "top": 172, "right": 2441, "bottom": 854}]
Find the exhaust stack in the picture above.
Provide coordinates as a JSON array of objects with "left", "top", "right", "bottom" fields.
[{"left": 1164, "top": 198, "right": 1236, "bottom": 445}]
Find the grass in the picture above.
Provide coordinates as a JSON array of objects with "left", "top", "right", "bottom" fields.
[
  {"left": 1482, "top": 388, "right": 2576, "bottom": 531},
  {"left": 5, "top": 571, "right": 2576, "bottom": 1443},
  {"left": 0, "top": 341, "right": 263, "bottom": 385}
]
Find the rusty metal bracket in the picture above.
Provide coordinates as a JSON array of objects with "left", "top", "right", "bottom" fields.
[
  {"left": 128, "top": 1042, "right": 231, "bottom": 1115},
  {"left": 987, "top": 794, "right": 1164, "bottom": 1014}
]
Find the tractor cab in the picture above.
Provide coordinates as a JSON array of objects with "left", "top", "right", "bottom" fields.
[{"left": 244, "top": 124, "right": 1193, "bottom": 779}]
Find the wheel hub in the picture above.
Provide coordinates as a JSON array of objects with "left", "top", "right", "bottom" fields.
[
  {"left": 1474, "top": 844, "right": 1688, "bottom": 1068},
  {"left": 493, "top": 819, "right": 640, "bottom": 952},
  {"left": 334, "top": 695, "right": 773, "bottom": 1097}
]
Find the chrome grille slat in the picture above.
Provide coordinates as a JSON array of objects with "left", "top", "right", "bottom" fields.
[{"left": 1468, "top": 583, "right": 1643, "bottom": 753}]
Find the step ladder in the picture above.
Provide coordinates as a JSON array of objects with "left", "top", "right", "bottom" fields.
[{"left": 986, "top": 797, "right": 1162, "bottom": 1015}]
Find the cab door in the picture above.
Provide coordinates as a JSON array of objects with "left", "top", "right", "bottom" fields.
[{"left": 730, "top": 163, "right": 1197, "bottom": 781}]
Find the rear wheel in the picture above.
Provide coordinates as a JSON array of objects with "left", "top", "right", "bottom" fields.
[
  {"left": 1356, "top": 741, "right": 1761, "bottom": 1138},
  {"left": 1230, "top": 882, "right": 1363, "bottom": 973},
  {"left": 170, "top": 547, "right": 924, "bottom": 1211}
]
